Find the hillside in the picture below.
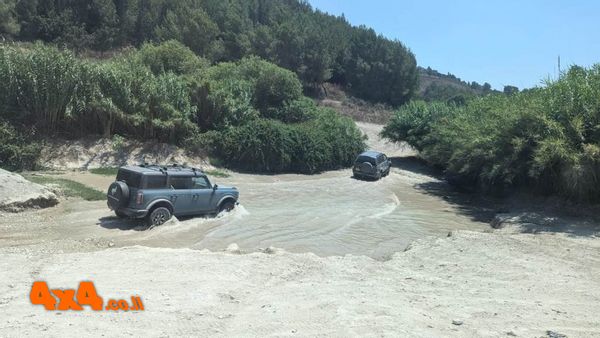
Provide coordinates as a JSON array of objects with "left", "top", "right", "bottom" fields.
[
  {"left": 417, "top": 66, "right": 498, "bottom": 102},
  {"left": 0, "top": 0, "right": 417, "bottom": 106}
]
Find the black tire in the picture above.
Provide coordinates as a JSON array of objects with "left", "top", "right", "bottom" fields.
[
  {"left": 219, "top": 200, "right": 236, "bottom": 213},
  {"left": 107, "top": 181, "right": 129, "bottom": 209},
  {"left": 115, "top": 210, "right": 128, "bottom": 218},
  {"left": 147, "top": 207, "right": 172, "bottom": 227}
]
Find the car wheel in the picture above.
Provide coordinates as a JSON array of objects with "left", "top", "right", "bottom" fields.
[
  {"left": 219, "top": 200, "right": 236, "bottom": 213},
  {"left": 147, "top": 207, "right": 171, "bottom": 227},
  {"left": 115, "top": 210, "right": 127, "bottom": 219}
]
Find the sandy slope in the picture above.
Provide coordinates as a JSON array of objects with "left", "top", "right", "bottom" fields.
[{"left": 1, "top": 231, "right": 599, "bottom": 337}]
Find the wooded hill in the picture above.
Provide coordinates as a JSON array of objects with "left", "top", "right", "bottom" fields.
[{"left": 0, "top": 0, "right": 418, "bottom": 106}]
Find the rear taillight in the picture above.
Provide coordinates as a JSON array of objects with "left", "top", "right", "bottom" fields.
[{"left": 136, "top": 192, "right": 144, "bottom": 205}]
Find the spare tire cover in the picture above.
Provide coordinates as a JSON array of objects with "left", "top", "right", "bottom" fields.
[
  {"left": 359, "top": 162, "right": 374, "bottom": 172},
  {"left": 107, "top": 181, "right": 130, "bottom": 209}
]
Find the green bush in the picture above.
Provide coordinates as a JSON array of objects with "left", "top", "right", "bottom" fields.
[
  {"left": 0, "top": 44, "right": 198, "bottom": 143},
  {"left": 262, "top": 97, "right": 318, "bottom": 123},
  {"left": 213, "top": 109, "right": 365, "bottom": 173},
  {"left": 135, "top": 40, "right": 209, "bottom": 76},
  {"left": 197, "top": 56, "right": 304, "bottom": 129},
  {"left": 382, "top": 65, "right": 600, "bottom": 201},
  {"left": 0, "top": 44, "right": 84, "bottom": 132},
  {"left": 0, "top": 121, "right": 40, "bottom": 171}
]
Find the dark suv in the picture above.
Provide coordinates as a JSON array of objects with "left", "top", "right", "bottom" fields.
[
  {"left": 107, "top": 165, "right": 239, "bottom": 227},
  {"left": 352, "top": 151, "right": 391, "bottom": 180}
]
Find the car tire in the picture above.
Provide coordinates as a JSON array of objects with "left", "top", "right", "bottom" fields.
[
  {"left": 107, "top": 181, "right": 130, "bottom": 209},
  {"left": 115, "top": 210, "right": 127, "bottom": 219},
  {"left": 147, "top": 207, "right": 172, "bottom": 227},
  {"left": 219, "top": 200, "right": 236, "bottom": 213}
]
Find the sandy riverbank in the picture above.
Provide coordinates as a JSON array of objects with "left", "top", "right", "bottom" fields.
[{"left": 1, "top": 230, "right": 599, "bottom": 337}]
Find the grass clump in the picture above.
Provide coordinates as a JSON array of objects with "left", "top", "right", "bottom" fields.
[
  {"left": 205, "top": 169, "right": 230, "bottom": 178},
  {"left": 89, "top": 167, "right": 119, "bottom": 176},
  {"left": 24, "top": 175, "right": 105, "bottom": 201}
]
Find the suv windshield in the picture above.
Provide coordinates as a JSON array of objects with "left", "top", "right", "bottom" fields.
[{"left": 116, "top": 169, "right": 142, "bottom": 188}]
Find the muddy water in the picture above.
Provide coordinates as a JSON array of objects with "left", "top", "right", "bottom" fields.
[
  {"left": 187, "top": 170, "right": 488, "bottom": 258},
  {"left": 0, "top": 123, "right": 489, "bottom": 259}
]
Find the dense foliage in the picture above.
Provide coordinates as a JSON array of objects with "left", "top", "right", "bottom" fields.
[
  {"left": 212, "top": 109, "right": 365, "bottom": 173},
  {"left": 0, "top": 0, "right": 417, "bottom": 106},
  {"left": 0, "top": 121, "right": 40, "bottom": 171},
  {"left": 0, "top": 44, "right": 197, "bottom": 142},
  {"left": 382, "top": 65, "right": 600, "bottom": 201},
  {"left": 0, "top": 43, "right": 365, "bottom": 172}
]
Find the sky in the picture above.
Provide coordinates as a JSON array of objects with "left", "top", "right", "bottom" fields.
[{"left": 308, "top": 0, "right": 600, "bottom": 90}]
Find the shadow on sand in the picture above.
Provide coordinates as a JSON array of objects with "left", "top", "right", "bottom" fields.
[
  {"left": 97, "top": 216, "right": 147, "bottom": 231},
  {"left": 390, "top": 155, "right": 600, "bottom": 237}
]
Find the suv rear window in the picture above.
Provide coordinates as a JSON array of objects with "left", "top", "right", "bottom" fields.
[
  {"left": 116, "top": 170, "right": 142, "bottom": 188},
  {"left": 356, "top": 155, "right": 376, "bottom": 166}
]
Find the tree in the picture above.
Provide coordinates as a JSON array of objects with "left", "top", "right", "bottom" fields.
[
  {"left": 503, "top": 85, "right": 519, "bottom": 95},
  {"left": 0, "top": 0, "right": 19, "bottom": 39}
]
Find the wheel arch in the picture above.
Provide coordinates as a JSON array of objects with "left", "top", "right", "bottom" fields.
[
  {"left": 147, "top": 199, "right": 174, "bottom": 214},
  {"left": 217, "top": 195, "right": 237, "bottom": 208}
]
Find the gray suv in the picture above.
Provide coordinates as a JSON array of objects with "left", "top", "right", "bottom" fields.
[
  {"left": 107, "top": 165, "right": 239, "bottom": 227},
  {"left": 352, "top": 151, "right": 391, "bottom": 180}
]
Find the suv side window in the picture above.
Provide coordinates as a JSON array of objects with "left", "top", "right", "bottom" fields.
[
  {"left": 170, "top": 176, "right": 193, "bottom": 189},
  {"left": 145, "top": 175, "right": 167, "bottom": 189},
  {"left": 117, "top": 170, "right": 142, "bottom": 188},
  {"left": 192, "top": 177, "right": 211, "bottom": 189}
]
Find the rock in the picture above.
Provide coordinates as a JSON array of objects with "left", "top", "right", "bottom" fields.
[
  {"left": 506, "top": 331, "right": 517, "bottom": 336},
  {"left": 451, "top": 320, "right": 463, "bottom": 326},
  {"left": 0, "top": 169, "right": 58, "bottom": 212},
  {"left": 491, "top": 212, "right": 560, "bottom": 231},
  {"left": 546, "top": 331, "right": 567, "bottom": 338},
  {"left": 226, "top": 243, "right": 241, "bottom": 254},
  {"left": 260, "top": 246, "right": 280, "bottom": 255}
]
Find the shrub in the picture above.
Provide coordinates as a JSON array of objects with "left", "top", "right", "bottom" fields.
[
  {"left": 197, "top": 56, "right": 304, "bottom": 129},
  {"left": 212, "top": 109, "right": 365, "bottom": 173},
  {"left": 135, "top": 40, "right": 209, "bottom": 76},
  {"left": 382, "top": 64, "right": 600, "bottom": 201},
  {"left": 0, "top": 44, "right": 84, "bottom": 132},
  {"left": 262, "top": 97, "right": 317, "bottom": 123},
  {"left": 0, "top": 121, "right": 40, "bottom": 171}
]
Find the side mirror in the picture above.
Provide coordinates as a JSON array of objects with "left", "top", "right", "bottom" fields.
[{"left": 213, "top": 184, "right": 219, "bottom": 191}]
